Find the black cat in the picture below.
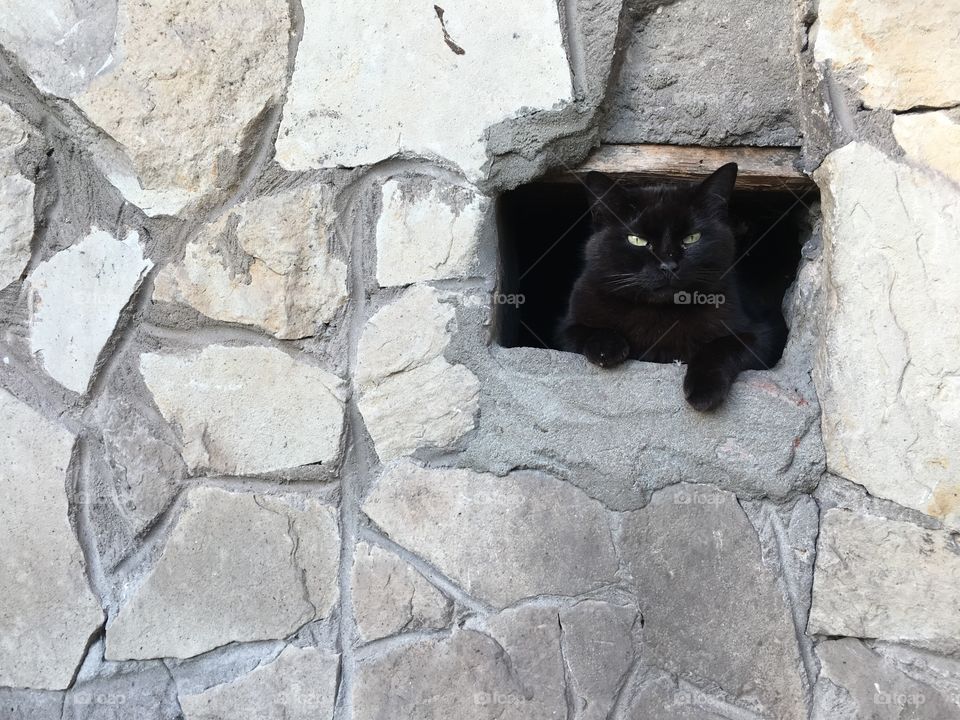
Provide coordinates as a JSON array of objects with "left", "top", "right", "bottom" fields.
[{"left": 559, "top": 164, "right": 786, "bottom": 411}]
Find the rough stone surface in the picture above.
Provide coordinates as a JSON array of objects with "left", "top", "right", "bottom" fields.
[
  {"left": 0, "top": 103, "right": 35, "bottom": 290},
  {"left": 26, "top": 228, "right": 152, "bottom": 393},
  {"left": 619, "top": 484, "right": 807, "bottom": 719},
  {"left": 893, "top": 110, "right": 960, "bottom": 187},
  {"left": 139, "top": 345, "right": 346, "bottom": 475},
  {"left": 74, "top": 0, "right": 289, "bottom": 215},
  {"left": 815, "top": 638, "right": 960, "bottom": 719},
  {"left": 351, "top": 541, "right": 453, "bottom": 643},
  {"left": 179, "top": 646, "right": 339, "bottom": 720},
  {"left": 356, "top": 285, "right": 479, "bottom": 461},
  {"left": 814, "top": 0, "right": 960, "bottom": 111},
  {"left": 106, "top": 487, "right": 339, "bottom": 660},
  {"left": 64, "top": 662, "right": 180, "bottom": 720},
  {"left": 276, "top": 1, "right": 573, "bottom": 180},
  {"left": 814, "top": 143, "right": 960, "bottom": 528},
  {"left": 603, "top": 0, "right": 801, "bottom": 145},
  {"left": 808, "top": 509, "right": 960, "bottom": 655},
  {"left": 375, "top": 177, "right": 488, "bottom": 287},
  {"left": 0, "top": 389, "right": 103, "bottom": 690},
  {"left": 362, "top": 460, "right": 619, "bottom": 608},
  {"left": 154, "top": 185, "right": 348, "bottom": 339}
]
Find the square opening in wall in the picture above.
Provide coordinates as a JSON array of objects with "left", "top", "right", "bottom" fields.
[{"left": 495, "top": 147, "right": 816, "bottom": 368}]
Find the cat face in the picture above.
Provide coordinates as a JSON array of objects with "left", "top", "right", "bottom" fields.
[{"left": 581, "top": 164, "right": 738, "bottom": 303}]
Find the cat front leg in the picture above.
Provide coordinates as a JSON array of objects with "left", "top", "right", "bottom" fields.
[
  {"left": 562, "top": 323, "right": 630, "bottom": 368},
  {"left": 682, "top": 333, "right": 759, "bottom": 411}
]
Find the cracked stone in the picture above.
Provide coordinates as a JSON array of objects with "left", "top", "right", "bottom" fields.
[
  {"left": 619, "top": 484, "right": 806, "bottom": 720},
  {"left": 105, "top": 487, "right": 339, "bottom": 660},
  {"left": 0, "top": 102, "right": 35, "bottom": 290},
  {"left": 0, "top": 389, "right": 103, "bottom": 690},
  {"left": 814, "top": 0, "right": 960, "bottom": 110},
  {"left": 355, "top": 285, "right": 479, "bottom": 461},
  {"left": 154, "top": 185, "right": 348, "bottom": 339},
  {"left": 362, "top": 459, "right": 619, "bottom": 608},
  {"left": 893, "top": 110, "right": 960, "bottom": 187},
  {"left": 26, "top": 228, "right": 152, "bottom": 393},
  {"left": 73, "top": 0, "right": 289, "bottom": 215},
  {"left": 180, "top": 646, "right": 339, "bottom": 720},
  {"left": 814, "top": 143, "right": 960, "bottom": 528},
  {"left": 375, "top": 177, "right": 488, "bottom": 287},
  {"left": 625, "top": 669, "right": 734, "bottom": 720},
  {"left": 351, "top": 541, "right": 453, "bottom": 644},
  {"left": 64, "top": 662, "right": 181, "bottom": 720},
  {"left": 808, "top": 509, "right": 960, "bottom": 655},
  {"left": 139, "top": 345, "right": 346, "bottom": 475},
  {"left": 276, "top": 1, "right": 572, "bottom": 180}
]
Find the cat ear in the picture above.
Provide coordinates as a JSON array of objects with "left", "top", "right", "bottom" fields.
[
  {"left": 695, "top": 163, "right": 738, "bottom": 206},
  {"left": 583, "top": 172, "right": 628, "bottom": 222}
]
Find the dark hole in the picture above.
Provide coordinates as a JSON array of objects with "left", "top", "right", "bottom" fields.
[{"left": 495, "top": 178, "right": 813, "bottom": 359}]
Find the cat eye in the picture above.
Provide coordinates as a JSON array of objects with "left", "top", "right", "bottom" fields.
[
  {"left": 626, "top": 234, "right": 648, "bottom": 247},
  {"left": 682, "top": 232, "right": 702, "bottom": 245}
]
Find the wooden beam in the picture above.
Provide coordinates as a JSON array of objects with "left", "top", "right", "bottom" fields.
[{"left": 546, "top": 144, "right": 814, "bottom": 192}]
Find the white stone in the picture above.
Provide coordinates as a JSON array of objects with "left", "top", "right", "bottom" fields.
[
  {"left": 0, "top": 103, "right": 34, "bottom": 290},
  {"left": 139, "top": 345, "right": 346, "bottom": 475},
  {"left": 808, "top": 509, "right": 960, "bottom": 654},
  {"left": 814, "top": 0, "right": 960, "bottom": 110},
  {"left": 362, "top": 460, "right": 619, "bottom": 608},
  {"left": 106, "top": 487, "right": 339, "bottom": 660},
  {"left": 27, "top": 228, "right": 153, "bottom": 393},
  {"left": 893, "top": 110, "right": 960, "bottom": 187},
  {"left": 180, "top": 646, "right": 339, "bottom": 720},
  {"left": 375, "top": 177, "right": 488, "bottom": 287},
  {"left": 356, "top": 285, "right": 479, "bottom": 460},
  {"left": 74, "top": 0, "right": 289, "bottom": 215},
  {"left": 0, "top": 389, "right": 103, "bottom": 690},
  {"left": 154, "top": 186, "right": 348, "bottom": 339},
  {"left": 277, "top": 1, "right": 573, "bottom": 180},
  {"left": 351, "top": 541, "right": 452, "bottom": 643},
  {"left": 814, "top": 143, "right": 960, "bottom": 528},
  {"left": 0, "top": 0, "right": 117, "bottom": 97}
]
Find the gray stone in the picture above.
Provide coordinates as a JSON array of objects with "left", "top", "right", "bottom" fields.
[
  {"left": 462, "top": 346, "right": 823, "bottom": 510},
  {"left": 619, "top": 484, "right": 807, "bottom": 719},
  {"left": 603, "top": 0, "right": 801, "bottom": 146},
  {"left": 105, "top": 488, "right": 339, "bottom": 660},
  {"left": 276, "top": 1, "right": 573, "bottom": 181},
  {"left": 362, "top": 459, "right": 619, "bottom": 608},
  {"left": 64, "top": 662, "right": 180, "bottom": 720},
  {"left": 26, "top": 228, "right": 152, "bottom": 393},
  {"left": 808, "top": 509, "right": 960, "bottom": 655},
  {"left": 154, "top": 185, "right": 348, "bottom": 339},
  {"left": 179, "top": 646, "right": 339, "bottom": 720},
  {"left": 814, "top": 143, "right": 960, "bottom": 529},
  {"left": 625, "top": 669, "right": 737, "bottom": 720},
  {"left": 815, "top": 639, "right": 959, "bottom": 720},
  {"left": 0, "top": 688, "right": 65, "bottom": 720},
  {"left": 0, "top": 102, "right": 34, "bottom": 290},
  {"left": 351, "top": 541, "right": 453, "bottom": 643},
  {"left": 0, "top": 389, "right": 103, "bottom": 690},
  {"left": 355, "top": 286, "right": 479, "bottom": 461},
  {"left": 74, "top": 0, "right": 290, "bottom": 215},
  {"left": 139, "top": 345, "right": 346, "bottom": 475},
  {"left": 375, "top": 177, "right": 488, "bottom": 287}
]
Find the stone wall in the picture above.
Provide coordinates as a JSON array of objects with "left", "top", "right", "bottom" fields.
[{"left": 1, "top": 1, "right": 958, "bottom": 718}]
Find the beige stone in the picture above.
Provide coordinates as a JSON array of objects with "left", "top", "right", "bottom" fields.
[
  {"left": 180, "top": 646, "right": 339, "bottom": 720},
  {"left": 0, "top": 389, "right": 103, "bottom": 690},
  {"left": 355, "top": 285, "right": 479, "bottom": 460},
  {"left": 0, "top": 103, "right": 34, "bottom": 290},
  {"left": 139, "top": 345, "right": 346, "bottom": 475},
  {"left": 814, "top": 0, "right": 960, "bottom": 110},
  {"left": 27, "top": 228, "right": 153, "bottom": 393},
  {"left": 808, "top": 509, "right": 960, "bottom": 654},
  {"left": 277, "top": 1, "right": 572, "bottom": 180},
  {"left": 154, "top": 186, "right": 348, "bottom": 338},
  {"left": 893, "top": 110, "right": 960, "bottom": 186},
  {"left": 106, "top": 488, "right": 339, "bottom": 660},
  {"left": 814, "top": 142, "right": 960, "bottom": 528},
  {"left": 362, "top": 460, "right": 619, "bottom": 608},
  {"left": 75, "top": 0, "right": 289, "bottom": 215}
]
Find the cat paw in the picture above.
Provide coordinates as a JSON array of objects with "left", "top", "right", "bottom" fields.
[
  {"left": 583, "top": 332, "right": 630, "bottom": 368},
  {"left": 683, "top": 365, "right": 732, "bottom": 411}
]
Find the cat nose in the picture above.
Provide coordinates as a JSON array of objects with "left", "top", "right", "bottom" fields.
[{"left": 659, "top": 259, "right": 679, "bottom": 274}]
